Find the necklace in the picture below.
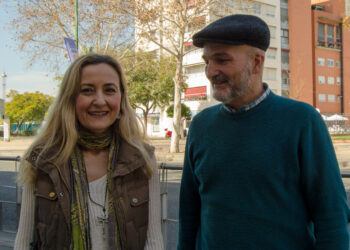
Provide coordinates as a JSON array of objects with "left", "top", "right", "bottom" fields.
[{"left": 87, "top": 176, "right": 109, "bottom": 238}]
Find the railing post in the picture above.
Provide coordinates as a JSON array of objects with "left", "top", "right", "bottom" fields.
[
  {"left": 15, "top": 158, "right": 22, "bottom": 227},
  {"left": 160, "top": 162, "right": 168, "bottom": 250},
  {"left": 0, "top": 202, "right": 2, "bottom": 231}
]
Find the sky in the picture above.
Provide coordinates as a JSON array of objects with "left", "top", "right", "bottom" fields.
[{"left": 0, "top": 3, "right": 65, "bottom": 98}]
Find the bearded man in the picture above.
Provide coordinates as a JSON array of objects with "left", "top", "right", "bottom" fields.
[{"left": 178, "top": 14, "right": 350, "bottom": 250}]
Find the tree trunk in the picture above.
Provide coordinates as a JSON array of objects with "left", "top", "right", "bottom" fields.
[
  {"left": 170, "top": 58, "right": 184, "bottom": 153},
  {"left": 143, "top": 110, "right": 148, "bottom": 134},
  {"left": 180, "top": 118, "right": 184, "bottom": 138}
]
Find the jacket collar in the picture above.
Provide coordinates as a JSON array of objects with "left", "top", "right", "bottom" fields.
[{"left": 113, "top": 137, "right": 153, "bottom": 177}]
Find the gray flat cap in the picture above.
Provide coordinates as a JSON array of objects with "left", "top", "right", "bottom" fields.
[{"left": 192, "top": 14, "right": 270, "bottom": 51}]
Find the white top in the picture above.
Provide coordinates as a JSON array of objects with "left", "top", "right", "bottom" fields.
[{"left": 14, "top": 169, "right": 164, "bottom": 250}]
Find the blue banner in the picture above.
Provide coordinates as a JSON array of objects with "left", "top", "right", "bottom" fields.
[{"left": 64, "top": 37, "right": 79, "bottom": 63}]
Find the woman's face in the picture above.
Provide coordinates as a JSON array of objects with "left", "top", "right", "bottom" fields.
[{"left": 75, "top": 63, "right": 122, "bottom": 134}]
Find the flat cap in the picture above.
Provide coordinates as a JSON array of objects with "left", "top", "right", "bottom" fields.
[{"left": 192, "top": 14, "right": 270, "bottom": 51}]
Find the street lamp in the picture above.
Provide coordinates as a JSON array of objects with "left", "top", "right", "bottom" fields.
[{"left": 1, "top": 72, "right": 9, "bottom": 141}]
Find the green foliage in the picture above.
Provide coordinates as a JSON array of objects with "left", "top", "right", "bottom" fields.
[
  {"left": 166, "top": 103, "right": 191, "bottom": 119},
  {"left": 124, "top": 51, "right": 176, "bottom": 111},
  {"left": 331, "top": 135, "right": 350, "bottom": 140},
  {"left": 122, "top": 50, "right": 178, "bottom": 128},
  {"left": 5, "top": 90, "right": 54, "bottom": 132}
]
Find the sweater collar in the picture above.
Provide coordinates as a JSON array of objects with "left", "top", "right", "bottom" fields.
[{"left": 223, "top": 83, "right": 270, "bottom": 114}]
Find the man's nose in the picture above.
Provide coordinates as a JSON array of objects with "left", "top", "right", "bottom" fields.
[{"left": 205, "top": 62, "right": 219, "bottom": 78}]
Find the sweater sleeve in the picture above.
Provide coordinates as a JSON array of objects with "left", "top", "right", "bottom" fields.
[
  {"left": 299, "top": 111, "right": 350, "bottom": 249},
  {"left": 14, "top": 185, "right": 35, "bottom": 250},
  {"left": 144, "top": 156, "right": 164, "bottom": 250},
  {"left": 177, "top": 130, "right": 201, "bottom": 250}
]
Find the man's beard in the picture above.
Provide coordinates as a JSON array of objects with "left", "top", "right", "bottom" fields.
[{"left": 211, "top": 63, "right": 252, "bottom": 105}]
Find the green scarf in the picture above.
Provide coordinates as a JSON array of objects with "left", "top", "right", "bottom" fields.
[{"left": 70, "top": 128, "right": 121, "bottom": 250}]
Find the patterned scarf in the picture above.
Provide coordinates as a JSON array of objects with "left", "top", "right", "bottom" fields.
[{"left": 70, "top": 128, "right": 121, "bottom": 249}]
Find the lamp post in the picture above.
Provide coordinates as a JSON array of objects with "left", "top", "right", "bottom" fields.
[
  {"left": 1, "top": 72, "right": 9, "bottom": 141},
  {"left": 75, "top": 0, "right": 78, "bottom": 50}
]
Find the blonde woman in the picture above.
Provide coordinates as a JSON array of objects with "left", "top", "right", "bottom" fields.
[{"left": 14, "top": 54, "right": 164, "bottom": 250}]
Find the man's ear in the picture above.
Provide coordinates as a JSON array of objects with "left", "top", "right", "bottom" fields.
[{"left": 252, "top": 51, "right": 265, "bottom": 74}]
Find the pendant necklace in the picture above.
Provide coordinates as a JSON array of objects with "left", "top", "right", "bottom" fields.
[{"left": 87, "top": 179, "right": 109, "bottom": 238}]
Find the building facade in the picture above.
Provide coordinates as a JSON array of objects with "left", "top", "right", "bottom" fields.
[{"left": 289, "top": 0, "right": 350, "bottom": 114}]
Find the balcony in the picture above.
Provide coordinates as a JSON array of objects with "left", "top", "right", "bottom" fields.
[{"left": 183, "top": 49, "right": 203, "bottom": 66}]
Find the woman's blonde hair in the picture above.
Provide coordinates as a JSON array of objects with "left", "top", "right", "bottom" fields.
[{"left": 19, "top": 53, "right": 154, "bottom": 186}]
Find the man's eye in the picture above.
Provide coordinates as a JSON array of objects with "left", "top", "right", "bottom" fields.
[{"left": 217, "top": 59, "right": 228, "bottom": 64}]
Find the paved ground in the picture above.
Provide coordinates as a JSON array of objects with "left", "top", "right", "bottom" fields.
[{"left": 1, "top": 136, "right": 350, "bottom": 249}]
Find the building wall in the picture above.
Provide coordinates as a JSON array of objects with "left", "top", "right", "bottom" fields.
[
  {"left": 312, "top": 7, "right": 342, "bottom": 114},
  {"left": 288, "top": 0, "right": 314, "bottom": 105},
  {"left": 341, "top": 2, "right": 350, "bottom": 114}
]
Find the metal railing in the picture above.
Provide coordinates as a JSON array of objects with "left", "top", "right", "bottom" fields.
[
  {"left": 1, "top": 157, "right": 350, "bottom": 249},
  {"left": 158, "top": 162, "right": 182, "bottom": 248},
  {"left": 0, "top": 156, "right": 21, "bottom": 233}
]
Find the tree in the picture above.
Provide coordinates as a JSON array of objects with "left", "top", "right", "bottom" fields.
[
  {"left": 123, "top": 0, "right": 254, "bottom": 152},
  {"left": 5, "top": 90, "right": 54, "bottom": 134},
  {"left": 2, "top": 0, "right": 134, "bottom": 71},
  {"left": 166, "top": 103, "right": 191, "bottom": 119},
  {"left": 123, "top": 51, "right": 176, "bottom": 129}
]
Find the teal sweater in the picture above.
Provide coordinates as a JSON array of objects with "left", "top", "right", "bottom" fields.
[{"left": 178, "top": 92, "right": 350, "bottom": 250}]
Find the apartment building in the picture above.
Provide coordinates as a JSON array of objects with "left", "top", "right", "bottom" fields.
[{"left": 289, "top": 0, "right": 350, "bottom": 114}]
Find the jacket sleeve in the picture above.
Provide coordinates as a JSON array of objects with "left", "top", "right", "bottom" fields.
[
  {"left": 144, "top": 155, "right": 164, "bottom": 250},
  {"left": 177, "top": 130, "right": 201, "bottom": 250},
  {"left": 14, "top": 184, "right": 35, "bottom": 250},
  {"left": 299, "top": 111, "right": 350, "bottom": 249}
]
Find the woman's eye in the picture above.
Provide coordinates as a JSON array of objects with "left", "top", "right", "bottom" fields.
[
  {"left": 80, "top": 88, "right": 93, "bottom": 93},
  {"left": 105, "top": 88, "right": 117, "bottom": 93}
]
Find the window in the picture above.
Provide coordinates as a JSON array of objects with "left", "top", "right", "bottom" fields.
[
  {"left": 265, "top": 5, "right": 276, "bottom": 17},
  {"left": 318, "top": 75, "right": 325, "bottom": 84},
  {"left": 253, "top": 3, "right": 261, "bottom": 14},
  {"left": 263, "top": 68, "right": 276, "bottom": 80},
  {"left": 281, "top": 29, "right": 289, "bottom": 48},
  {"left": 336, "top": 26, "right": 341, "bottom": 48},
  {"left": 336, "top": 60, "right": 340, "bottom": 68},
  {"left": 328, "top": 94, "right": 335, "bottom": 103},
  {"left": 269, "top": 26, "right": 276, "bottom": 38},
  {"left": 282, "top": 72, "right": 289, "bottom": 86},
  {"left": 281, "top": 8, "right": 288, "bottom": 23},
  {"left": 185, "top": 65, "right": 204, "bottom": 75},
  {"left": 327, "top": 59, "right": 334, "bottom": 67},
  {"left": 281, "top": 51, "right": 289, "bottom": 64},
  {"left": 266, "top": 48, "right": 276, "bottom": 60},
  {"left": 327, "top": 25, "right": 335, "bottom": 48},
  {"left": 318, "top": 23, "right": 325, "bottom": 46},
  {"left": 152, "top": 117, "right": 160, "bottom": 132},
  {"left": 318, "top": 94, "right": 326, "bottom": 102},
  {"left": 337, "top": 77, "right": 341, "bottom": 85},
  {"left": 338, "top": 96, "right": 342, "bottom": 103},
  {"left": 318, "top": 23, "right": 342, "bottom": 48},
  {"left": 328, "top": 76, "right": 334, "bottom": 85},
  {"left": 318, "top": 57, "right": 325, "bottom": 66}
]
